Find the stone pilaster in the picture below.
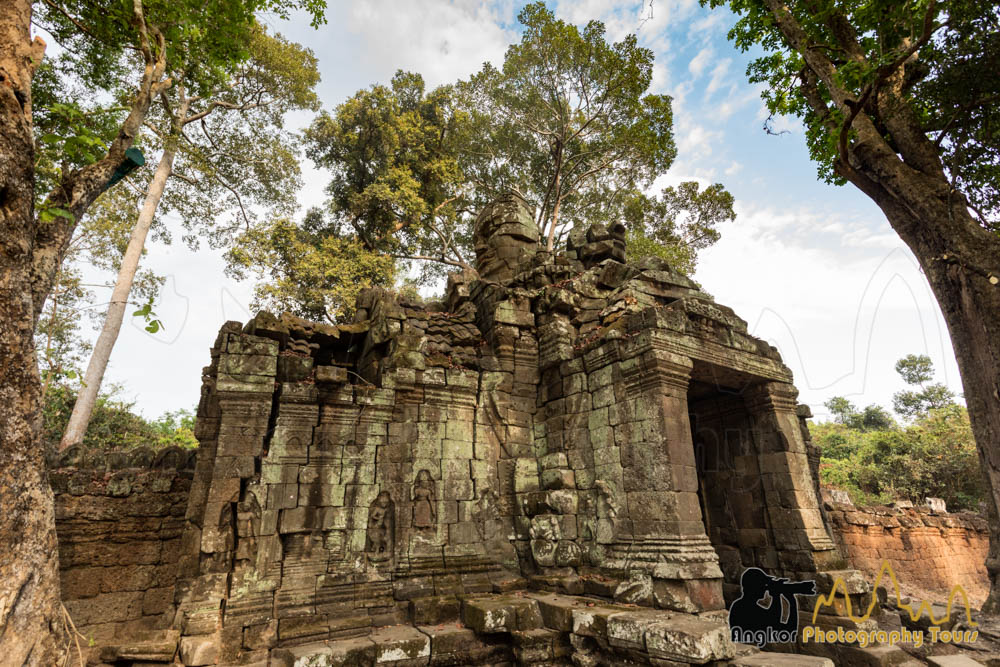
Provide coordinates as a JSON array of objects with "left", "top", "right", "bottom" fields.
[
  {"left": 598, "top": 343, "right": 724, "bottom": 611},
  {"left": 743, "top": 382, "right": 839, "bottom": 573}
]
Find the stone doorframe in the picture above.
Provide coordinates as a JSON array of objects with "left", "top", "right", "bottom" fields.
[{"left": 581, "top": 333, "right": 840, "bottom": 613}]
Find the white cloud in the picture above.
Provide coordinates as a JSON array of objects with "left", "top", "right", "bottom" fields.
[
  {"left": 689, "top": 46, "right": 713, "bottom": 77},
  {"left": 340, "top": 1, "right": 516, "bottom": 87},
  {"left": 705, "top": 58, "right": 732, "bottom": 95},
  {"left": 693, "top": 204, "right": 961, "bottom": 417},
  {"left": 675, "top": 122, "right": 724, "bottom": 160}
]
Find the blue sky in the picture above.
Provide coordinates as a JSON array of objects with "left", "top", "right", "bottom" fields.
[{"left": 94, "top": 0, "right": 962, "bottom": 421}]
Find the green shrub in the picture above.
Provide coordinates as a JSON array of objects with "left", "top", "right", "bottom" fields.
[
  {"left": 42, "top": 385, "right": 198, "bottom": 451},
  {"left": 812, "top": 405, "right": 983, "bottom": 510}
]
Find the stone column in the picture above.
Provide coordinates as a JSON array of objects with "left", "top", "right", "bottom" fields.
[
  {"left": 598, "top": 341, "right": 724, "bottom": 612},
  {"left": 743, "top": 382, "right": 839, "bottom": 574}
]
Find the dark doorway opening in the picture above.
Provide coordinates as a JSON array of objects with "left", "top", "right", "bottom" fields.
[{"left": 687, "top": 366, "right": 776, "bottom": 604}]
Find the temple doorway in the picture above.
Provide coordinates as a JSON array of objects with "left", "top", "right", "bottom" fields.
[{"left": 687, "top": 363, "right": 776, "bottom": 604}]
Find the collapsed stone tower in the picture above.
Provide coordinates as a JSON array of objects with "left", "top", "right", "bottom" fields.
[{"left": 174, "top": 193, "right": 845, "bottom": 665}]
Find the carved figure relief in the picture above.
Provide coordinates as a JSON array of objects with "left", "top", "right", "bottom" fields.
[
  {"left": 473, "top": 487, "right": 499, "bottom": 540},
  {"left": 365, "top": 491, "right": 395, "bottom": 561},
  {"left": 412, "top": 469, "right": 437, "bottom": 531},
  {"left": 594, "top": 479, "right": 619, "bottom": 544}
]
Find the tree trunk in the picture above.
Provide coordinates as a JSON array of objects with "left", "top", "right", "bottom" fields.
[
  {"left": 546, "top": 193, "right": 562, "bottom": 251},
  {"left": 60, "top": 141, "right": 179, "bottom": 449},
  {"left": 0, "top": 1, "right": 66, "bottom": 663},
  {"left": 846, "top": 153, "right": 1000, "bottom": 613},
  {"left": 904, "top": 228, "right": 1000, "bottom": 614}
]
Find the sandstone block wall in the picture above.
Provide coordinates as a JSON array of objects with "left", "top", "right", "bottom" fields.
[
  {"left": 51, "top": 446, "right": 196, "bottom": 643},
  {"left": 826, "top": 501, "right": 990, "bottom": 603},
  {"left": 161, "top": 193, "right": 852, "bottom": 663}
]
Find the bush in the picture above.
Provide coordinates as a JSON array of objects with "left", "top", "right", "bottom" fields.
[
  {"left": 42, "top": 385, "right": 198, "bottom": 451},
  {"left": 811, "top": 405, "right": 983, "bottom": 511}
]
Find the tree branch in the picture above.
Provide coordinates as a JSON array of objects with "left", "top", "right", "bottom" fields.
[{"left": 390, "top": 253, "right": 471, "bottom": 270}]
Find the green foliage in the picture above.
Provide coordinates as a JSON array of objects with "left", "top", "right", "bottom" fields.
[
  {"left": 891, "top": 353, "right": 956, "bottom": 419},
  {"left": 148, "top": 409, "right": 198, "bottom": 448},
  {"left": 144, "top": 26, "right": 321, "bottom": 251},
  {"left": 705, "top": 0, "right": 1000, "bottom": 227},
  {"left": 302, "top": 71, "right": 470, "bottom": 272},
  {"left": 252, "top": 3, "right": 734, "bottom": 318},
  {"left": 461, "top": 2, "right": 682, "bottom": 245},
  {"left": 823, "top": 397, "right": 896, "bottom": 431},
  {"left": 623, "top": 182, "right": 735, "bottom": 274},
  {"left": 35, "top": 0, "right": 326, "bottom": 97},
  {"left": 132, "top": 296, "right": 164, "bottom": 334},
  {"left": 814, "top": 404, "right": 983, "bottom": 510},
  {"left": 226, "top": 214, "right": 396, "bottom": 323},
  {"left": 816, "top": 355, "right": 977, "bottom": 509},
  {"left": 32, "top": 0, "right": 324, "bottom": 196},
  {"left": 42, "top": 385, "right": 197, "bottom": 450},
  {"left": 895, "top": 354, "right": 935, "bottom": 385},
  {"left": 36, "top": 265, "right": 93, "bottom": 393}
]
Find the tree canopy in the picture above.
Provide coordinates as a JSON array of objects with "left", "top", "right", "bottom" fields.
[
  {"left": 302, "top": 71, "right": 471, "bottom": 273},
  {"left": 460, "top": 2, "right": 679, "bottom": 250},
  {"left": 892, "top": 353, "right": 957, "bottom": 419},
  {"left": 235, "top": 2, "right": 736, "bottom": 321},
  {"left": 713, "top": 0, "right": 999, "bottom": 229}
]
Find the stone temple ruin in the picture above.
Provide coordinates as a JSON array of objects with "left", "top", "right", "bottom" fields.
[{"left": 172, "top": 192, "right": 858, "bottom": 665}]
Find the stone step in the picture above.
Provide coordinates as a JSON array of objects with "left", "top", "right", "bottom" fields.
[
  {"left": 98, "top": 630, "right": 180, "bottom": 664},
  {"left": 728, "top": 653, "right": 835, "bottom": 666},
  {"left": 270, "top": 636, "right": 377, "bottom": 667},
  {"left": 461, "top": 594, "right": 544, "bottom": 634},
  {"left": 528, "top": 590, "right": 739, "bottom": 664},
  {"left": 270, "top": 623, "right": 520, "bottom": 667},
  {"left": 511, "top": 627, "right": 573, "bottom": 664},
  {"left": 369, "top": 626, "right": 432, "bottom": 665},
  {"left": 836, "top": 643, "right": 922, "bottom": 666},
  {"left": 927, "top": 656, "right": 990, "bottom": 666},
  {"left": 417, "top": 624, "right": 512, "bottom": 665}
]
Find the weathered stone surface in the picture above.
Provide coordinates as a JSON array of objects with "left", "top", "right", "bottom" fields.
[
  {"left": 461, "top": 597, "right": 517, "bottom": 634},
  {"left": 370, "top": 625, "right": 430, "bottom": 664},
  {"left": 99, "top": 631, "right": 179, "bottom": 663},
  {"left": 927, "top": 656, "right": 987, "bottom": 667},
  {"left": 62, "top": 192, "right": 890, "bottom": 666},
  {"left": 641, "top": 613, "right": 734, "bottom": 664},
  {"left": 730, "top": 653, "right": 835, "bottom": 666},
  {"left": 271, "top": 637, "right": 376, "bottom": 667},
  {"left": 178, "top": 634, "right": 217, "bottom": 665}
]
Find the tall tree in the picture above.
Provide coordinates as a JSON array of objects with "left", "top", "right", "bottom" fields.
[
  {"left": 302, "top": 71, "right": 473, "bottom": 279},
  {"left": 60, "top": 27, "right": 319, "bottom": 449},
  {"left": 892, "top": 353, "right": 956, "bottom": 419},
  {"left": 0, "top": 5, "right": 59, "bottom": 661},
  {"left": 705, "top": 0, "right": 1000, "bottom": 609},
  {"left": 249, "top": 6, "right": 735, "bottom": 320},
  {"left": 461, "top": 2, "right": 680, "bottom": 251},
  {"left": 0, "top": 0, "right": 324, "bottom": 659}
]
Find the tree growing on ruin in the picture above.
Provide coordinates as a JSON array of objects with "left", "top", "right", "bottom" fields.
[
  {"left": 239, "top": 4, "right": 735, "bottom": 319},
  {"left": 303, "top": 71, "right": 472, "bottom": 275},
  {"left": 0, "top": 0, "right": 325, "bottom": 659},
  {"left": 704, "top": 0, "right": 1000, "bottom": 610},
  {"left": 461, "top": 2, "right": 698, "bottom": 251}
]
